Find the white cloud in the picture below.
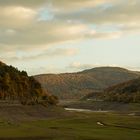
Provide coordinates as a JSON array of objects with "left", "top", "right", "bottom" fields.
[
  {"left": 2, "top": 6, "right": 36, "bottom": 19},
  {"left": 0, "top": 47, "right": 79, "bottom": 62},
  {"left": 91, "top": 31, "right": 122, "bottom": 39},
  {"left": 51, "top": 0, "right": 114, "bottom": 12},
  {"left": 0, "top": 0, "right": 140, "bottom": 74},
  {"left": 0, "top": 6, "right": 37, "bottom": 27},
  {"left": 68, "top": 62, "right": 96, "bottom": 71},
  {"left": 0, "top": 0, "right": 139, "bottom": 48},
  {"left": 5, "top": 29, "right": 17, "bottom": 35}
]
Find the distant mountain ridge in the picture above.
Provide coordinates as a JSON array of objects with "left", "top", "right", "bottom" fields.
[{"left": 34, "top": 67, "right": 140, "bottom": 99}]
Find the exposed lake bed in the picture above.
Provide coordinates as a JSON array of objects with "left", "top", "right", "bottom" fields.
[{"left": 0, "top": 105, "right": 139, "bottom": 140}]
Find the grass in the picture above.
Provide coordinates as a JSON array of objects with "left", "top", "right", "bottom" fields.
[{"left": 0, "top": 112, "right": 139, "bottom": 140}]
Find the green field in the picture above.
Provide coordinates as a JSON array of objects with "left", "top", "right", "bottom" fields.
[{"left": 0, "top": 111, "right": 139, "bottom": 140}]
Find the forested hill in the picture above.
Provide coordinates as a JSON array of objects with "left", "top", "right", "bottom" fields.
[
  {"left": 0, "top": 61, "right": 58, "bottom": 105},
  {"left": 102, "top": 77, "right": 140, "bottom": 103},
  {"left": 83, "top": 77, "right": 140, "bottom": 103},
  {"left": 34, "top": 67, "right": 140, "bottom": 99}
]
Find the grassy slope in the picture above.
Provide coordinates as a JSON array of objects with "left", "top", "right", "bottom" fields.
[{"left": 0, "top": 107, "right": 139, "bottom": 140}]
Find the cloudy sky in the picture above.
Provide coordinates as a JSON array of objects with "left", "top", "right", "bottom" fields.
[{"left": 0, "top": 0, "right": 140, "bottom": 75}]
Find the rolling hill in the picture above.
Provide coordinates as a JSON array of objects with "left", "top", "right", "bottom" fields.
[
  {"left": 101, "top": 77, "right": 140, "bottom": 103},
  {"left": 0, "top": 61, "right": 58, "bottom": 105},
  {"left": 83, "top": 77, "right": 140, "bottom": 103},
  {"left": 34, "top": 67, "right": 140, "bottom": 99}
]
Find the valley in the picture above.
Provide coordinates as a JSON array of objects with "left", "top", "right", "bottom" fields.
[
  {"left": 0, "top": 0, "right": 140, "bottom": 139},
  {"left": 0, "top": 105, "right": 139, "bottom": 140},
  {"left": 0, "top": 62, "right": 139, "bottom": 140}
]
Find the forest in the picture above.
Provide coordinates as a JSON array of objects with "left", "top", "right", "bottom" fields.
[{"left": 0, "top": 61, "right": 58, "bottom": 105}]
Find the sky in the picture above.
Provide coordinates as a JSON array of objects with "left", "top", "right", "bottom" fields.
[{"left": 0, "top": 0, "right": 140, "bottom": 75}]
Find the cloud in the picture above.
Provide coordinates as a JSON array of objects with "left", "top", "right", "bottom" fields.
[
  {"left": 29, "top": 65, "right": 67, "bottom": 75},
  {"left": 23, "top": 47, "right": 79, "bottom": 60},
  {"left": 0, "top": 0, "right": 140, "bottom": 74},
  {"left": 86, "top": 31, "right": 122, "bottom": 39},
  {"left": 0, "top": 47, "right": 79, "bottom": 62},
  {"left": 0, "top": 0, "right": 47, "bottom": 8},
  {"left": 0, "top": 0, "right": 139, "bottom": 48},
  {"left": 55, "top": 0, "right": 140, "bottom": 34},
  {"left": 0, "top": 6, "right": 37, "bottom": 28},
  {"left": 0, "top": 0, "right": 113, "bottom": 10},
  {"left": 68, "top": 62, "right": 96, "bottom": 71},
  {"left": 120, "top": 23, "right": 140, "bottom": 34},
  {"left": 50, "top": 0, "right": 113, "bottom": 11},
  {"left": 1, "top": 6, "right": 36, "bottom": 19}
]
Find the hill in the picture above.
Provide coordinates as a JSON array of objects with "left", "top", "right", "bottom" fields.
[
  {"left": 34, "top": 67, "right": 140, "bottom": 99},
  {"left": 83, "top": 77, "right": 140, "bottom": 103},
  {"left": 102, "top": 77, "right": 140, "bottom": 103},
  {"left": 0, "top": 61, "right": 58, "bottom": 105}
]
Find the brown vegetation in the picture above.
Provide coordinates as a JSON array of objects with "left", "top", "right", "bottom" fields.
[
  {"left": 0, "top": 61, "right": 58, "bottom": 105},
  {"left": 84, "top": 78, "right": 140, "bottom": 103},
  {"left": 35, "top": 67, "right": 140, "bottom": 99}
]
